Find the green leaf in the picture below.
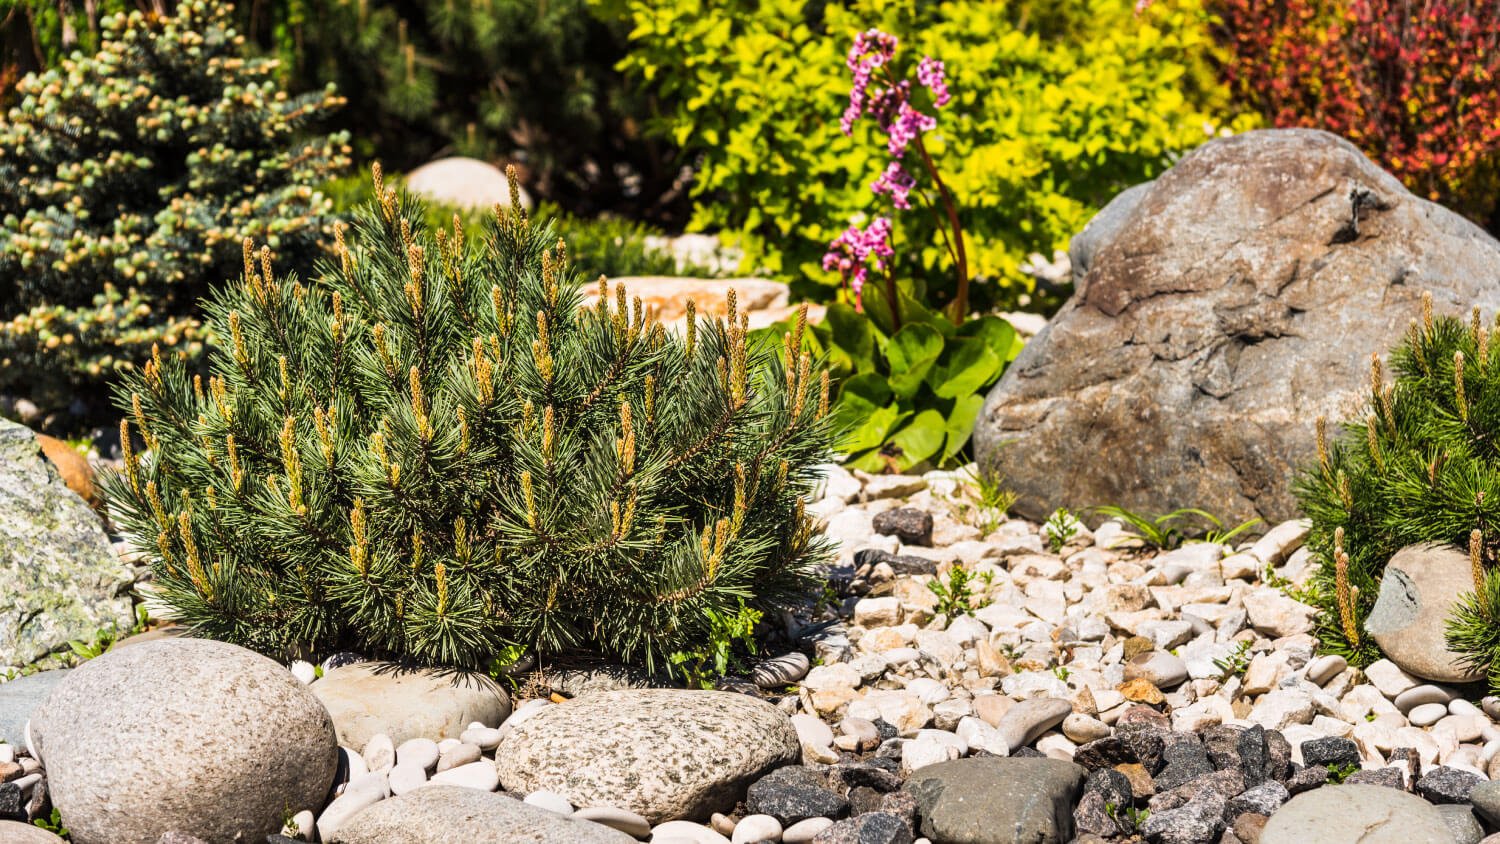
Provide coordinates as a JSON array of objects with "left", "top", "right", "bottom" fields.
[
  {"left": 883, "top": 325, "right": 945, "bottom": 399},
  {"left": 958, "top": 316, "right": 1020, "bottom": 362},
  {"left": 942, "top": 393, "right": 987, "bottom": 465},
  {"left": 826, "top": 302, "right": 874, "bottom": 370},
  {"left": 926, "top": 337, "right": 1002, "bottom": 399},
  {"left": 890, "top": 409, "right": 947, "bottom": 470},
  {"left": 862, "top": 280, "right": 952, "bottom": 338}
]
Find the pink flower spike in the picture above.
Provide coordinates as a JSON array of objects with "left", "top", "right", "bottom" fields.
[{"left": 917, "top": 57, "right": 951, "bottom": 107}]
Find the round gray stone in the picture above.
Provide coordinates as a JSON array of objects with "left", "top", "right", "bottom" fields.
[
  {"left": 496, "top": 689, "right": 799, "bottom": 824},
  {"left": 310, "top": 662, "right": 511, "bottom": 749},
  {"left": 328, "top": 785, "right": 635, "bottom": 843},
  {"left": 32, "top": 638, "right": 338, "bottom": 844},
  {"left": 1260, "top": 784, "right": 1452, "bottom": 844},
  {"left": 904, "top": 757, "right": 1086, "bottom": 843},
  {"left": 1366, "top": 544, "right": 1486, "bottom": 683}
]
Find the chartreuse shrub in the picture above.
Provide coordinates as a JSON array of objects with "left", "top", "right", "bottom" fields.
[
  {"left": 1296, "top": 294, "right": 1500, "bottom": 686},
  {"left": 0, "top": 1, "right": 348, "bottom": 411},
  {"left": 617, "top": 0, "right": 1254, "bottom": 307},
  {"left": 100, "top": 168, "right": 835, "bottom": 669}
]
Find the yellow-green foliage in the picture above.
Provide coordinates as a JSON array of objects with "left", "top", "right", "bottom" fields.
[{"left": 616, "top": 0, "right": 1256, "bottom": 305}]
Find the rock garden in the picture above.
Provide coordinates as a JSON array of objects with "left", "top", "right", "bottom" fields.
[{"left": 6, "top": 2, "right": 1500, "bottom": 843}]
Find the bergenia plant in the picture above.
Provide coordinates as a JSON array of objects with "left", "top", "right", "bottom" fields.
[{"left": 825, "top": 29, "right": 969, "bottom": 325}]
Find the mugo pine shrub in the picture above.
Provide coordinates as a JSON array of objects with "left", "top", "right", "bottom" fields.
[
  {"left": 1296, "top": 293, "right": 1500, "bottom": 688},
  {"left": 101, "top": 167, "right": 835, "bottom": 669},
  {"left": 0, "top": 1, "right": 348, "bottom": 411}
]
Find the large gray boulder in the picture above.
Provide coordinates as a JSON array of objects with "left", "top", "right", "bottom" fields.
[
  {"left": 1366, "top": 543, "right": 1485, "bottom": 683},
  {"left": 0, "top": 418, "right": 133, "bottom": 668},
  {"left": 976, "top": 129, "right": 1500, "bottom": 524},
  {"left": 496, "top": 689, "right": 800, "bottom": 823},
  {"left": 32, "top": 638, "right": 338, "bottom": 844}
]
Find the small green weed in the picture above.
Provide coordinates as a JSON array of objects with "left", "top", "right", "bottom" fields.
[
  {"left": 1043, "top": 508, "right": 1081, "bottom": 553},
  {"left": 928, "top": 564, "right": 989, "bottom": 617},
  {"left": 1090, "top": 505, "right": 1261, "bottom": 551},
  {"left": 1213, "top": 640, "right": 1253, "bottom": 680},
  {"left": 668, "top": 600, "right": 763, "bottom": 690},
  {"left": 960, "top": 465, "right": 1018, "bottom": 535},
  {"left": 1326, "top": 762, "right": 1359, "bottom": 784},
  {"left": 34, "top": 808, "right": 69, "bottom": 838},
  {"left": 1105, "top": 802, "right": 1150, "bottom": 832}
]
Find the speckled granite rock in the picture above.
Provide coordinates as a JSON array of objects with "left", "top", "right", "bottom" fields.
[
  {"left": 496, "top": 689, "right": 800, "bottom": 823},
  {"left": 32, "top": 638, "right": 338, "bottom": 844},
  {"left": 327, "top": 786, "right": 636, "bottom": 843},
  {"left": 0, "top": 418, "right": 132, "bottom": 667},
  {"left": 310, "top": 662, "right": 511, "bottom": 748}
]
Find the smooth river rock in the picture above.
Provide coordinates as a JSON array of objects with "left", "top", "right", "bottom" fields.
[
  {"left": 328, "top": 785, "right": 636, "bottom": 843},
  {"left": 496, "top": 689, "right": 800, "bottom": 824},
  {"left": 1366, "top": 543, "right": 1486, "bottom": 683},
  {"left": 311, "top": 662, "right": 511, "bottom": 748},
  {"left": 31, "top": 638, "right": 338, "bottom": 844},
  {"left": 904, "top": 757, "right": 1086, "bottom": 843}
]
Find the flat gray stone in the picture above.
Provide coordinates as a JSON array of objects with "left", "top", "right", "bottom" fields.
[
  {"left": 1260, "top": 784, "right": 1452, "bottom": 843},
  {"left": 0, "top": 669, "right": 68, "bottom": 745},
  {"left": 497, "top": 689, "right": 799, "bottom": 824},
  {"left": 328, "top": 785, "right": 634, "bottom": 843},
  {"left": 0, "top": 418, "right": 132, "bottom": 667},
  {"left": 904, "top": 757, "right": 1086, "bottom": 843},
  {"left": 1366, "top": 544, "right": 1485, "bottom": 682},
  {"left": 310, "top": 662, "right": 511, "bottom": 749},
  {"left": 32, "top": 638, "right": 338, "bottom": 844}
]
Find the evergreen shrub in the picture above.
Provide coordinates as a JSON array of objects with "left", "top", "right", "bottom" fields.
[
  {"left": 1296, "top": 293, "right": 1500, "bottom": 687},
  {"left": 0, "top": 1, "right": 348, "bottom": 411},
  {"left": 101, "top": 168, "right": 835, "bottom": 669}
]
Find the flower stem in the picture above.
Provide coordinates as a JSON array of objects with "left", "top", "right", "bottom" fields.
[{"left": 912, "top": 133, "right": 969, "bottom": 324}]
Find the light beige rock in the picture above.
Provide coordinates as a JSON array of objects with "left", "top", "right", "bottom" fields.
[
  {"left": 329, "top": 785, "right": 636, "bottom": 843},
  {"left": 311, "top": 663, "right": 511, "bottom": 749},
  {"left": 1366, "top": 543, "right": 1487, "bottom": 683}
]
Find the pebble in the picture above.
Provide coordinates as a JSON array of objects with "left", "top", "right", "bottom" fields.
[
  {"left": 752, "top": 653, "right": 811, "bottom": 689},
  {"left": 460, "top": 726, "right": 503, "bottom": 751},
  {"left": 1395, "top": 685, "right": 1453, "bottom": 713},
  {"left": 575, "top": 806, "right": 653, "bottom": 838},
  {"left": 396, "top": 737, "right": 440, "bottom": 771},
  {"left": 652, "top": 820, "right": 733, "bottom": 843},
  {"left": 994, "top": 697, "right": 1071, "bottom": 753},
  {"left": 1305, "top": 654, "right": 1347, "bottom": 685},
  {"left": 524, "top": 789, "right": 575, "bottom": 815},
  {"left": 437, "top": 743, "right": 482, "bottom": 771},
  {"left": 1365, "top": 659, "right": 1420, "bottom": 698},
  {"left": 388, "top": 762, "right": 428, "bottom": 795},
  {"left": 362, "top": 733, "right": 395, "bottom": 773},
  {"left": 281, "top": 808, "right": 315, "bottom": 841},
  {"left": 428, "top": 761, "right": 500, "bottom": 791},
  {"left": 1410, "top": 702, "right": 1449, "bottom": 727},
  {"left": 289, "top": 660, "right": 317, "bottom": 685},
  {"left": 731, "top": 814, "right": 783, "bottom": 843}
]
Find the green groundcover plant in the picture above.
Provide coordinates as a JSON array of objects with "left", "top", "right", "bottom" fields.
[
  {"left": 0, "top": 0, "right": 349, "bottom": 412},
  {"left": 617, "top": 0, "right": 1254, "bottom": 307},
  {"left": 101, "top": 168, "right": 836, "bottom": 670},
  {"left": 1296, "top": 294, "right": 1500, "bottom": 689}
]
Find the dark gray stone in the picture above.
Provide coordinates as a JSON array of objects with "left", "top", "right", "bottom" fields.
[
  {"left": 810, "top": 812, "right": 913, "bottom": 844},
  {"left": 1225, "top": 781, "right": 1290, "bottom": 825},
  {"left": 1074, "top": 769, "right": 1134, "bottom": 836},
  {"left": 871, "top": 508, "right": 933, "bottom": 547},
  {"left": 1074, "top": 736, "right": 1134, "bottom": 771},
  {"left": 1200, "top": 724, "right": 1244, "bottom": 772},
  {"left": 1149, "top": 768, "right": 1244, "bottom": 813},
  {"left": 1154, "top": 741, "right": 1214, "bottom": 792},
  {"left": 879, "top": 791, "right": 918, "bottom": 830},
  {"left": 1140, "top": 792, "right": 1226, "bottom": 844},
  {"left": 852, "top": 549, "right": 938, "bottom": 576},
  {"left": 1300, "top": 737, "right": 1360, "bottom": 770},
  {"left": 1283, "top": 763, "right": 1329, "bottom": 794},
  {"left": 0, "top": 782, "right": 23, "bottom": 822},
  {"left": 1345, "top": 767, "right": 1405, "bottom": 789},
  {"left": 1117, "top": 726, "right": 1169, "bottom": 774},
  {"left": 747, "top": 765, "right": 850, "bottom": 826},
  {"left": 829, "top": 762, "right": 904, "bottom": 795},
  {"left": 0, "top": 669, "right": 69, "bottom": 746},
  {"left": 0, "top": 418, "right": 132, "bottom": 667},
  {"left": 976, "top": 128, "right": 1500, "bottom": 524},
  {"left": 904, "top": 757, "right": 1085, "bottom": 844},
  {"left": 1417, "top": 766, "right": 1484, "bottom": 804}
]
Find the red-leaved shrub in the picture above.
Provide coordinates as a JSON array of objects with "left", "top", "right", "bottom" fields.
[{"left": 1211, "top": 0, "right": 1500, "bottom": 224}]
